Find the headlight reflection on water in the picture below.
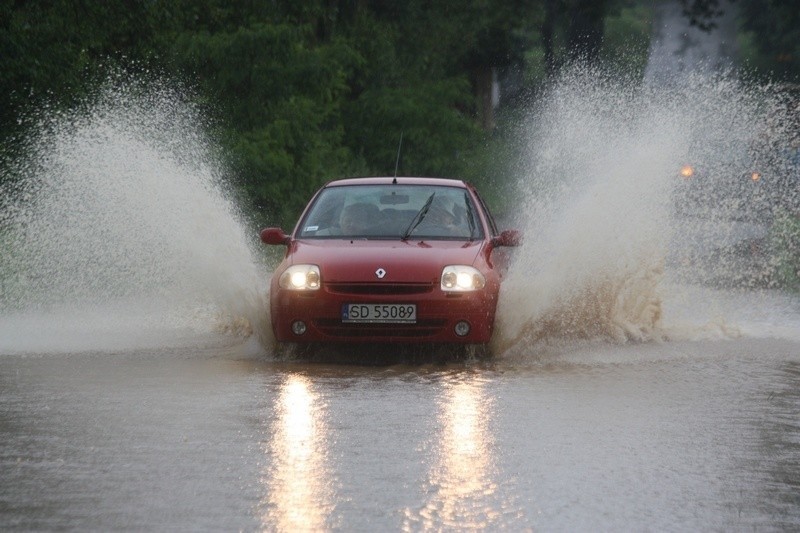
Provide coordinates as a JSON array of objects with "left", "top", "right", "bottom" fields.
[
  {"left": 412, "top": 377, "right": 501, "bottom": 530},
  {"left": 261, "top": 374, "right": 331, "bottom": 532}
]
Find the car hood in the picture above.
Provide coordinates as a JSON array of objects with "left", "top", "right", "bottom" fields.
[{"left": 289, "top": 239, "right": 484, "bottom": 283}]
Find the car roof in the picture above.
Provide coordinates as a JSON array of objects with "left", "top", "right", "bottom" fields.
[{"left": 323, "top": 176, "right": 469, "bottom": 188}]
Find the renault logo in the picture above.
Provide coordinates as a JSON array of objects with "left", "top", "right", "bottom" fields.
[{"left": 375, "top": 268, "right": 386, "bottom": 279}]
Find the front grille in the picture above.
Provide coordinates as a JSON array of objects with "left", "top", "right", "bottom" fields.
[
  {"left": 326, "top": 282, "right": 433, "bottom": 295},
  {"left": 315, "top": 318, "right": 447, "bottom": 338}
]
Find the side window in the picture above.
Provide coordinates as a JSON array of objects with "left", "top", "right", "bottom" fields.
[
  {"left": 299, "top": 190, "right": 344, "bottom": 236},
  {"left": 472, "top": 189, "right": 499, "bottom": 236}
]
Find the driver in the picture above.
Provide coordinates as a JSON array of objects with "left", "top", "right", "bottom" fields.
[{"left": 338, "top": 202, "right": 379, "bottom": 235}]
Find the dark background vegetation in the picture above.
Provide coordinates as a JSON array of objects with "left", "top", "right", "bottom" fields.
[{"left": 1, "top": 0, "right": 797, "bottom": 226}]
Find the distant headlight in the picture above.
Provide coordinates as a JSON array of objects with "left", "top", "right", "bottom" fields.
[
  {"left": 441, "top": 265, "right": 485, "bottom": 291},
  {"left": 279, "top": 265, "right": 321, "bottom": 290}
]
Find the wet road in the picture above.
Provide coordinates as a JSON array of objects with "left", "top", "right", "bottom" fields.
[{"left": 2, "top": 337, "right": 799, "bottom": 531}]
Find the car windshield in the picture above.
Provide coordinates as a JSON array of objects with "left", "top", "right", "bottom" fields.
[{"left": 297, "top": 184, "right": 485, "bottom": 240}]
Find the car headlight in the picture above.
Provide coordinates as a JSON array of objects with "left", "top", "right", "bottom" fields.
[
  {"left": 441, "top": 265, "right": 485, "bottom": 291},
  {"left": 279, "top": 265, "right": 321, "bottom": 290}
]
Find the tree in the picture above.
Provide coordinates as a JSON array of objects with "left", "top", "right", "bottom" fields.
[
  {"left": 542, "top": 0, "right": 609, "bottom": 77},
  {"left": 738, "top": 0, "right": 800, "bottom": 81},
  {"left": 0, "top": 0, "right": 555, "bottom": 224},
  {"left": 678, "top": 0, "right": 727, "bottom": 31},
  {"left": 170, "top": 19, "right": 363, "bottom": 224},
  {"left": 0, "top": 0, "right": 179, "bottom": 171},
  {"left": 567, "top": 0, "right": 608, "bottom": 62}
]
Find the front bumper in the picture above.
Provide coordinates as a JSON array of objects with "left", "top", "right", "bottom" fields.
[{"left": 270, "top": 282, "right": 497, "bottom": 343}]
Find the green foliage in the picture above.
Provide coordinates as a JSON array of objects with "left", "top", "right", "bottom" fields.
[
  {"left": 1, "top": 0, "right": 796, "bottom": 230},
  {"left": 169, "top": 21, "right": 364, "bottom": 224},
  {"left": 345, "top": 80, "right": 480, "bottom": 177},
  {"left": 524, "top": 0, "right": 652, "bottom": 86},
  {"left": 0, "top": 0, "right": 178, "bottom": 124},
  {"left": 0, "top": 0, "right": 182, "bottom": 183},
  {"left": 738, "top": 0, "right": 800, "bottom": 81},
  {"left": 601, "top": 1, "right": 653, "bottom": 78}
]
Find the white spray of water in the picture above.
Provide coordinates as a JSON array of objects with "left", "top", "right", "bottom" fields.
[
  {"left": 495, "top": 66, "right": 800, "bottom": 356},
  {"left": 0, "top": 78, "right": 272, "bottom": 354}
]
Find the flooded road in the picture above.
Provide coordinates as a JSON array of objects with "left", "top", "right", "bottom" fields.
[{"left": 2, "top": 336, "right": 799, "bottom": 531}]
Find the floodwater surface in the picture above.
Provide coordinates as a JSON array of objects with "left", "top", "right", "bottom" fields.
[{"left": 1, "top": 337, "right": 799, "bottom": 531}]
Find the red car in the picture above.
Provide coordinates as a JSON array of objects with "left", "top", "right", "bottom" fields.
[{"left": 260, "top": 177, "right": 520, "bottom": 348}]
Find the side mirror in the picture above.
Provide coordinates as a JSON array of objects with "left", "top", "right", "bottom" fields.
[
  {"left": 491, "top": 229, "right": 522, "bottom": 247},
  {"left": 260, "top": 227, "right": 290, "bottom": 245}
]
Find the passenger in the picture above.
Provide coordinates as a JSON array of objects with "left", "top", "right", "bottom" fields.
[
  {"left": 427, "top": 206, "right": 455, "bottom": 228},
  {"left": 420, "top": 198, "right": 464, "bottom": 236},
  {"left": 338, "top": 202, "right": 379, "bottom": 235}
]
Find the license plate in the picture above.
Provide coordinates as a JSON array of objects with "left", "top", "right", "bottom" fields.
[{"left": 342, "top": 303, "right": 417, "bottom": 323}]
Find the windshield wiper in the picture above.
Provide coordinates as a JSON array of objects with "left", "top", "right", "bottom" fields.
[
  {"left": 464, "top": 192, "right": 476, "bottom": 241},
  {"left": 401, "top": 192, "right": 435, "bottom": 240}
]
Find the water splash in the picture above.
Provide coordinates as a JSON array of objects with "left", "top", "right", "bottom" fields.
[
  {"left": 2, "top": 69, "right": 797, "bottom": 359},
  {"left": 0, "top": 77, "right": 271, "bottom": 354},
  {"left": 495, "top": 65, "right": 800, "bottom": 355}
]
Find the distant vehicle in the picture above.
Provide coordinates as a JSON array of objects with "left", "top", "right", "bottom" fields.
[
  {"left": 260, "top": 177, "right": 520, "bottom": 350},
  {"left": 675, "top": 158, "right": 796, "bottom": 221},
  {"left": 676, "top": 113, "right": 800, "bottom": 221}
]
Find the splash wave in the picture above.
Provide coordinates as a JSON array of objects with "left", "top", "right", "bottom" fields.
[
  {"left": 0, "top": 76, "right": 271, "bottom": 354},
  {"left": 495, "top": 65, "right": 799, "bottom": 356}
]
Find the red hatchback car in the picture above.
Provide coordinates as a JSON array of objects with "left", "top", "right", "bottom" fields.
[{"left": 260, "top": 177, "right": 519, "bottom": 348}]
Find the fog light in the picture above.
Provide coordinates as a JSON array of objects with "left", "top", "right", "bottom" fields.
[
  {"left": 291, "top": 321, "right": 307, "bottom": 335},
  {"left": 454, "top": 321, "right": 470, "bottom": 337}
]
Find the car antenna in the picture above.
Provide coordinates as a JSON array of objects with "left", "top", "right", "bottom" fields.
[{"left": 393, "top": 131, "right": 403, "bottom": 184}]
